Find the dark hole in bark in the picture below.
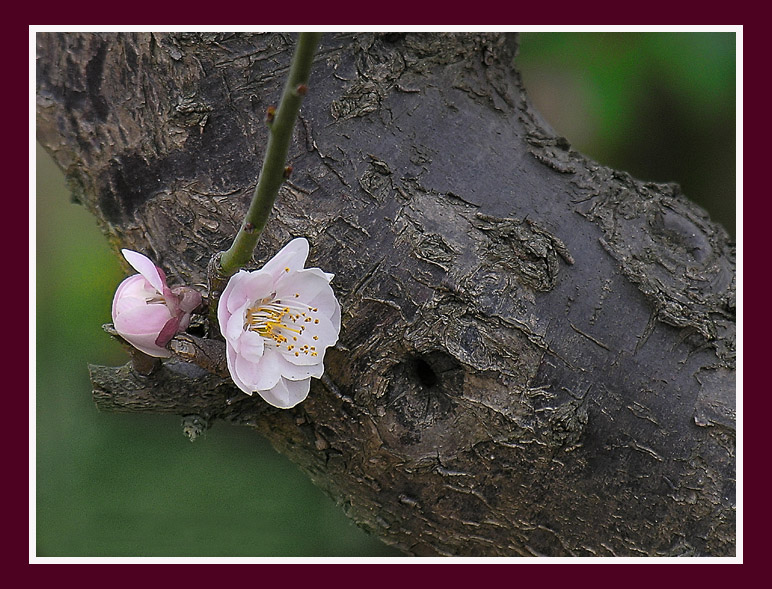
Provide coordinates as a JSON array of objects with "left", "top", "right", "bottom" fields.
[{"left": 413, "top": 357, "right": 438, "bottom": 388}]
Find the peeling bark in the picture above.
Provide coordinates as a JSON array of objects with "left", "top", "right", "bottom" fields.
[{"left": 36, "top": 32, "right": 735, "bottom": 556}]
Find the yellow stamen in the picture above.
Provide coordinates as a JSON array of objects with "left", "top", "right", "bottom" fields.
[{"left": 244, "top": 296, "right": 322, "bottom": 351}]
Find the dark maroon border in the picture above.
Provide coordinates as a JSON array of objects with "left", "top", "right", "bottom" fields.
[{"left": 24, "top": 14, "right": 748, "bottom": 579}]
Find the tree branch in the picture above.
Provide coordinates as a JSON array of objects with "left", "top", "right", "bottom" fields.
[{"left": 37, "top": 31, "right": 735, "bottom": 557}]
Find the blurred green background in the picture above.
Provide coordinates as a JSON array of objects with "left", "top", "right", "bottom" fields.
[
  {"left": 35, "top": 32, "right": 736, "bottom": 558},
  {"left": 517, "top": 32, "right": 736, "bottom": 236}
]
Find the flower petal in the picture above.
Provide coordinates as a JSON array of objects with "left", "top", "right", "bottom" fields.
[
  {"left": 238, "top": 329, "right": 265, "bottom": 363},
  {"left": 218, "top": 270, "right": 246, "bottom": 321},
  {"left": 112, "top": 274, "right": 156, "bottom": 318},
  {"left": 232, "top": 349, "right": 283, "bottom": 393},
  {"left": 275, "top": 267, "right": 335, "bottom": 303},
  {"left": 251, "top": 350, "right": 284, "bottom": 391},
  {"left": 275, "top": 352, "right": 325, "bottom": 381},
  {"left": 233, "top": 351, "right": 262, "bottom": 392},
  {"left": 122, "top": 249, "right": 165, "bottom": 294},
  {"left": 306, "top": 288, "right": 341, "bottom": 332},
  {"left": 113, "top": 303, "right": 174, "bottom": 357},
  {"left": 218, "top": 271, "right": 275, "bottom": 344},
  {"left": 225, "top": 302, "right": 249, "bottom": 344},
  {"left": 228, "top": 271, "right": 274, "bottom": 313},
  {"left": 260, "top": 238, "right": 309, "bottom": 281},
  {"left": 279, "top": 312, "right": 339, "bottom": 366},
  {"left": 226, "top": 342, "right": 252, "bottom": 395},
  {"left": 259, "top": 377, "right": 311, "bottom": 409},
  {"left": 114, "top": 302, "right": 172, "bottom": 336}
]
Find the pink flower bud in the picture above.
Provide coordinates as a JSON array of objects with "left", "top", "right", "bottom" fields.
[{"left": 112, "top": 249, "right": 202, "bottom": 357}]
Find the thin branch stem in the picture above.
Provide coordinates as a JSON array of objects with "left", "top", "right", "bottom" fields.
[
  {"left": 206, "top": 32, "right": 321, "bottom": 335},
  {"left": 218, "top": 32, "right": 321, "bottom": 276}
]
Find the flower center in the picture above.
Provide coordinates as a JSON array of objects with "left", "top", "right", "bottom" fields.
[{"left": 245, "top": 295, "right": 320, "bottom": 356}]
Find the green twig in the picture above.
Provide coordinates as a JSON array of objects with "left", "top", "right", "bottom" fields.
[{"left": 207, "top": 32, "right": 321, "bottom": 333}]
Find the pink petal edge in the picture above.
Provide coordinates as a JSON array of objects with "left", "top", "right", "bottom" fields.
[{"left": 121, "top": 249, "right": 165, "bottom": 293}]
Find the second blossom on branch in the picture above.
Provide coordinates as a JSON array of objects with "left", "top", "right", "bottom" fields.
[{"left": 112, "top": 249, "right": 202, "bottom": 358}]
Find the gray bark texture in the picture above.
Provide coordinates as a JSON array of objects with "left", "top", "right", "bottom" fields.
[{"left": 36, "top": 32, "right": 736, "bottom": 557}]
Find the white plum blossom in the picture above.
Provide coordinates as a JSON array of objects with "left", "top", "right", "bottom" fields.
[
  {"left": 218, "top": 238, "right": 341, "bottom": 408},
  {"left": 112, "top": 249, "right": 201, "bottom": 357}
]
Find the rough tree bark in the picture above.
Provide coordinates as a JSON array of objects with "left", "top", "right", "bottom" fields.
[{"left": 36, "top": 32, "right": 735, "bottom": 557}]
